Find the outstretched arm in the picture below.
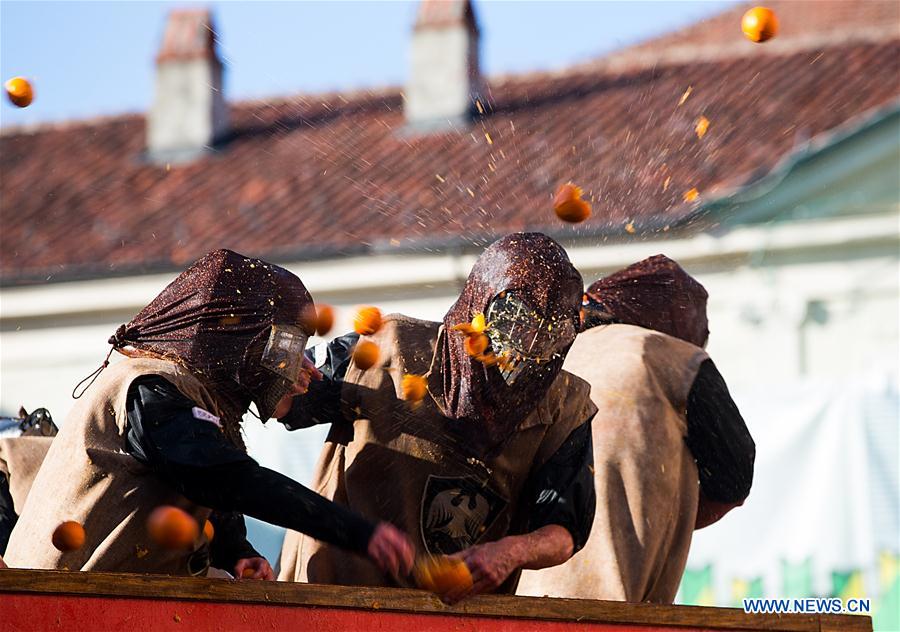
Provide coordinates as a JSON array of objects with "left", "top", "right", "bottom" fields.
[
  {"left": 124, "top": 375, "right": 414, "bottom": 577},
  {"left": 276, "top": 334, "right": 358, "bottom": 429}
]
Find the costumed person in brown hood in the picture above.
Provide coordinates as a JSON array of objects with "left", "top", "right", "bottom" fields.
[
  {"left": 517, "top": 254, "right": 755, "bottom": 603},
  {"left": 276, "top": 233, "right": 598, "bottom": 602},
  {"left": 4, "top": 249, "right": 413, "bottom": 579},
  {"left": 0, "top": 408, "right": 57, "bottom": 557}
]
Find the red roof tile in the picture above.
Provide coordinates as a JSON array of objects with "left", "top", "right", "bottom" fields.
[
  {"left": 1, "top": 3, "right": 898, "bottom": 284},
  {"left": 584, "top": 0, "right": 900, "bottom": 73}
]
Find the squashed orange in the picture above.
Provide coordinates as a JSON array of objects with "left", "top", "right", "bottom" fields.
[
  {"left": 742, "top": 7, "right": 778, "bottom": 43},
  {"left": 414, "top": 556, "right": 473, "bottom": 594},
  {"left": 553, "top": 182, "right": 592, "bottom": 223},
  {"left": 352, "top": 340, "right": 380, "bottom": 370},
  {"left": 52, "top": 521, "right": 86, "bottom": 552},
  {"left": 452, "top": 313, "right": 486, "bottom": 335},
  {"left": 354, "top": 306, "right": 383, "bottom": 336},
  {"left": 147, "top": 506, "right": 199, "bottom": 550},
  {"left": 5, "top": 77, "right": 34, "bottom": 108},
  {"left": 464, "top": 333, "right": 489, "bottom": 357}
]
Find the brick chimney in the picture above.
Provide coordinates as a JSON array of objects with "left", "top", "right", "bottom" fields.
[
  {"left": 147, "top": 9, "right": 228, "bottom": 162},
  {"left": 405, "top": 0, "right": 483, "bottom": 129}
]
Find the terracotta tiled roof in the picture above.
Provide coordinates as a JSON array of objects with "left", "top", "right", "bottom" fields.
[
  {"left": 1, "top": 3, "right": 898, "bottom": 284},
  {"left": 581, "top": 0, "right": 900, "bottom": 72}
]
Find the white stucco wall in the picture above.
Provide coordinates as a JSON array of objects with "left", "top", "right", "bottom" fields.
[
  {"left": 2, "top": 212, "right": 897, "bottom": 428},
  {"left": 1, "top": 210, "right": 897, "bottom": 563}
]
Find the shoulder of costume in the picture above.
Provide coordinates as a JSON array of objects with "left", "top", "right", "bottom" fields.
[{"left": 378, "top": 314, "right": 441, "bottom": 341}]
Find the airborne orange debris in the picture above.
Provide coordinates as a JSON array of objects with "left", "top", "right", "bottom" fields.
[
  {"left": 414, "top": 556, "right": 473, "bottom": 594},
  {"left": 51, "top": 521, "right": 86, "bottom": 552},
  {"left": 683, "top": 188, "right": 700, "bottom": 202},
  {"left": 742, "top": 6, "right": 778, "bottom": 43},
  {"left": 353, "top": 306, "right": 383, "bottom": 336},
  {"left": 452, "top": 313, "right": 486, "bottom": 336},
  {"left": 4, "top": 77, "right": 34, "bottom": 108},
  {"left": 553, "top": 182, "right": 592, "bottom": 223},
  {"left": 695, "top": 116, "right": 710, "bottom": 139},
  {"left": 352, "top": 340, "right": 380, "bottom": 370},
  {"left": 146, "top": 506, "right": 199, "bottom": 551}
]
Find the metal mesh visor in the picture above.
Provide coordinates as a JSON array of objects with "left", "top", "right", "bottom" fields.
[
  {"left": 113, "top": 249, "right": 315, "bottom": 429},
  {"left": 261, "top": 325, "right": 309, "bottom": 382},
  {"left": 253, "top": 324, "right": 310, "bottom": 420},
  {"left": 433, "top": 233, "right": 583, "bottom": 454},
  {"left": 486, "top": 291, "right": 576, "bottom": 384}
]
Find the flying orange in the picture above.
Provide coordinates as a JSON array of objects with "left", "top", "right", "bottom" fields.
[
  {"left": 352, "top": 340, "right": 380, "bottom": 370},
  {"left": 314, "top": 304, "right": 335, "bottom": 336},
  {"left": 52, "top": 521, "right": 86, "bottom": 552},
  {"left": 354, "top": 306, "right": 383, "bottom": 336},
  {"left": 742, "top": 7, "right": 778, "bottom": 43},
  {"left": 5, "top": 77, "right": 34, "bottom": 108},
  {"left": 146, "top": 506, "right": 199, "bottom": 550},
  {"left": 401, "top": 374, "right": 427, "bottom": 403}
]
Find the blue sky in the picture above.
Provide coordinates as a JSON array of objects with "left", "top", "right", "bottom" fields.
[{"left": 1, "top": 1, "right": 737, "bottom": 127}]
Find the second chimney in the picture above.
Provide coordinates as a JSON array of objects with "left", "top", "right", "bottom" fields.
[
  {"left": 147, "top": 9, "right": 228, "bottom": 163},
  {"left": 405, "top": 0, "right": 483, "bottom": 130}
]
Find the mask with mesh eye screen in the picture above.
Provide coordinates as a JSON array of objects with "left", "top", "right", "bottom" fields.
[
  {"left": 260, "top": 325, "right": 309, "bottom": 383},
  {"left": 434, "top": 233, "right": 583, "bottom": 454},
  {"left": 105, "top": 249, "right": 316, "bottom": 443},
  {"left": 486, "top": 291, "right": 577, "bottom": 384}
]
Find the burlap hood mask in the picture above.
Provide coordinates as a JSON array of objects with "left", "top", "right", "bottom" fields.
[
  {"left": 107, "top": 249, "right": 314, "bottom": 427},
  {"left": 431, "top": 233, "right": 583, "bottom": 454},
  {"left": 583, "top": 254, "right": 709, "bottom": 347}
]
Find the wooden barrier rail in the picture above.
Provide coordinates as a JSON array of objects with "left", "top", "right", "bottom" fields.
[{"left": 0, "top": 569, "right": 872, "bottom": 631}]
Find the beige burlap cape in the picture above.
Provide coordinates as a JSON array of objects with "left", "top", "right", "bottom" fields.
[
  {"left": 517, "top": 324, "right": 708, "bottom": 603},
  {"left": 5, "top": 357, "right": 226, "bottom": 575},
  {"left": 278, "top": 315, "right": 596, "bottom": 592}
]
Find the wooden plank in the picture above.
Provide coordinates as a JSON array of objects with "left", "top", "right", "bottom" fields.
[
  {"left": 2, "top": 593, "right": 721, "bottom": 632},
  {"left": 0, "top": 569, "right": 872, "bottom": 631}
]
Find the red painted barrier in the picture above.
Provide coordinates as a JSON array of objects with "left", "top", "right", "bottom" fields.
[
  {"left": 3, "top": 594, "right": 706, "bottom": 632},
  {"left": 0, "top": 570, "right": 872, "bottom": 632}
]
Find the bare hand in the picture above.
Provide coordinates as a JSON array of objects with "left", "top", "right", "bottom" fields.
[
  {"left": 0, "top": 554, "right": 7, "bottom": 569},
  {"left": 273, "top": 357, "right": 323, "bottom": 419},
  {"left": 234, "top": 556, "right": 275, "bottom": 580},
  {"left": 443, "top": 539, "right": 521, "bottom": 604},
  {"left": 367, "top": 522, "right": 415, "bottom": 578}
]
